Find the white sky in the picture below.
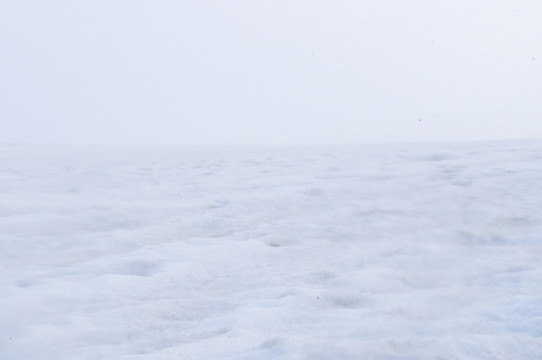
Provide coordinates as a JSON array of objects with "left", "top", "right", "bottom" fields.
[{"left": 1, "top": 1, "right": 541, "bottom": 145}]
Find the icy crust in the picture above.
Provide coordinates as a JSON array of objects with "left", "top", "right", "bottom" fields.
[{"left": 1, "top": 141, "right": 541, "bottom": 359}]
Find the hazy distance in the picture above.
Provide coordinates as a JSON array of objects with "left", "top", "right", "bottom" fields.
[{"left": 1, "top": 1, "right": 541, "bottom": 145}]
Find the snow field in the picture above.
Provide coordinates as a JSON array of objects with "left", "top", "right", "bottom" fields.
[{"left": 1, "top": 141, "right": 542, "bottom": 359}]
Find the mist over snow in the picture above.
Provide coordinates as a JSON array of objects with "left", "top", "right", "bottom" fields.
[
  {"left": 1, "top": 1, "right": 542, "bottom": 144},
  {"left": 1, "top": 140, "right": 542, "bottom": 359},
  {"left": 2, "top": 2, "right": 542, "bottom": 358}
]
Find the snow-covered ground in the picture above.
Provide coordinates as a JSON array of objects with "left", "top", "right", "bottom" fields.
[{"left": 1, "top": 140, "right": 541, "bottom": 359}]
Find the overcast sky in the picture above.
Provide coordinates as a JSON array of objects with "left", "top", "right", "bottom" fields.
[{"left": 1, "top": 1, "right": 541, "bottom": 145}]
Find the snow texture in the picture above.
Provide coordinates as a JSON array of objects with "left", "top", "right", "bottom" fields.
[{"left": 1, "top": 140, "right": 542, "bottom": 359}]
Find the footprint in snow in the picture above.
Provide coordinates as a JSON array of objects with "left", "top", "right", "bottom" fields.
[{"left": 110, "top": 259, "right": 160, "bottom": 277}]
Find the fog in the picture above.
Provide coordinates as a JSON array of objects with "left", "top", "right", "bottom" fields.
[{"left": 1, "top": 1, "right": 541, "bottom": 145}]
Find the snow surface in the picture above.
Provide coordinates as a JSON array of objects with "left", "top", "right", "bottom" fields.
[{"left": 1, "top": 140, "right": 542, "bottom": 359}]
